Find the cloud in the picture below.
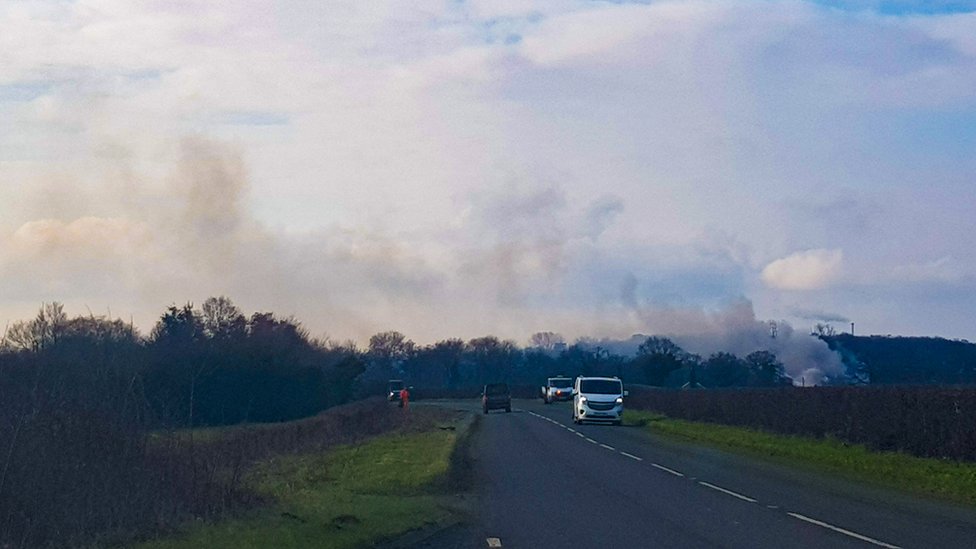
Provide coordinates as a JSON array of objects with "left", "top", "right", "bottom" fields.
[
  {"left": 1, "top": 1, "right": 976, "bottom": 342},
  {"left": 761, "top": 249, "right": 844, "bottom": 291}
]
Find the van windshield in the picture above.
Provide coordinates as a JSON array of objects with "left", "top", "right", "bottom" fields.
[
  {"left": 579, "top": 379, "right": 622, "bottom": 394},
  {"left": 549, "top": 378, "right": 572, "bottom": 387}
]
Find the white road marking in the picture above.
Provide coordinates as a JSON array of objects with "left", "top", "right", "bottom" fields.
[
  {"left": 486, "top": 537, "right": 503, "bottom": 547},
  {"left": 698, "top": 481, "right": 758, "bottom": 503},
  {"left": 650, "top": 463, "right": 685, "bottom": 477},
  {"left": 787, "top": 513, "right": 901, "bottom": 548},
  {"left": 527, "top": 407, "right": 902, "bottom": 549}
]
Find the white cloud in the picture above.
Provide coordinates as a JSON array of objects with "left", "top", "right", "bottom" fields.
[
  {"left": 761, "top": 249, "right": 844, "bottom": 291},
  {"left": 2, "top": 0, "right": 976, "bottom": 341}
]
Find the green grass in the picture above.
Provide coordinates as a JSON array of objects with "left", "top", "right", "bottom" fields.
[
  {"left": 623, "top": 409, "right": 976, "bottom": 506},
  {"left": 136, "top": 428, "right": 460, "bottom": 549}
]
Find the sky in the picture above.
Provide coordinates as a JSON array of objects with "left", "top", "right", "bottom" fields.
[{"left": 2, "top": 0, "right": 976, "bottom": 367}]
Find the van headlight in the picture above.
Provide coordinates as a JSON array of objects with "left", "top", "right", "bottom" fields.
[
  {"left": 579, "top": 396, "right": 587, "bottom": 403},
  {"left": 615, "top": 397, "right": 624, "bottom": 405}
]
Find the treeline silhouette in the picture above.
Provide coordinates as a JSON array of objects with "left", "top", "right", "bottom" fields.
[
  {"left": 0, "top": 298, "right": 366, "bottom": 548},
  {"left": 823, "top": 333, "right": 976, "bottom": 384}
]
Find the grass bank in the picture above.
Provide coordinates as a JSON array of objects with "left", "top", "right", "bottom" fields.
[
  {"left": 136, "top": 415, "right": 469, "bottom": 549},
  {"left": 623, "top": 410, "right": 976, "bottom": 506}
]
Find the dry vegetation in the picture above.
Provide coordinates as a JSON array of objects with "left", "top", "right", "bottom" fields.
[{"left": 0, "top": 397, "right": 449, "bottom": 549}]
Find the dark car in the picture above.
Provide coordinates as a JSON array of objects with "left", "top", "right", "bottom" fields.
[
  {"left": 387, "top": 379, "right": 404, "bottom": 401},
  {"left": 482, "top": 383, "right": 512, "bottom": 414}
]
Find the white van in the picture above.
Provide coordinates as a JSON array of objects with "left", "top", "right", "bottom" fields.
[{"left": 573, "top": 376, "right": 626, "bottom": 425}]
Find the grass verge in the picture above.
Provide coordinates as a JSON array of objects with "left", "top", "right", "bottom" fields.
[
  {"left": 136, "top": 423, "right": 464, "bottom": 549},
  {"left": 623, "top": 409, "right": 976, "bottom": 506}
]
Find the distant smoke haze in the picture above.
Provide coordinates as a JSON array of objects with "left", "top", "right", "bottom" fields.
[
  {"left": 791, "top": 308, "right": 851, "bottom": 324},
  {"left": 611, "top": 299, "right": 844, "bottom": 384}
]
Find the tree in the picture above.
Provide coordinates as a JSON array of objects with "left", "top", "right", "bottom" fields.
[
  {"left": 812, "top": 323, "right": 837, "bottom": 337},
  {"left": 426, "top": 338, "right": 465, "bottom": 387},
  {"left": 702, "top": 352, "right": 749, "bottom": 387},
  {"left": 529, "top": 331, "right": 565, "bottom": 352},
  {"left": 367, "top": 331, "right": 415, "bottom": 372},
  {"left": 635, "top": 336, "right": 687, "bottom": 385},
  {"left": 201, "top": 296, "right": 246, "bottom": 340},
  {"left": 150, "top": 303, "right": 202, "bottom": 346},
  {"left": 467, "top": 336, "right": 520, "bottom": 384},
  {"left": 744, "top": 350, "right": 788, "bottom": 386},
  {"left": 1, "top": 302, "right": 68, "bottom": 351}
]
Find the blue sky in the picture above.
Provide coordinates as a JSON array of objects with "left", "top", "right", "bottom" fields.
[{"left": 1, "top": 0, "right": 975, "bottom": 361}]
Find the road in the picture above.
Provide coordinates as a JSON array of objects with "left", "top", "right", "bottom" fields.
[{"left": 413, "top": 399, "right": 976, "bottom": 549}]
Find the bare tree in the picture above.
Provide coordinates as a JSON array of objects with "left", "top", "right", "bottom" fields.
[
  {"left": 0, "top": 302, "right": 67, "bottom": 351},
  {"left": 201, "top": 296, "right": 246, "bottom": 340},
  {"left": 812, "top": 323, "right": 837, "bottom": 337},
  {"left": 529, "top": 331, "right": 565, "bottom": 352}
]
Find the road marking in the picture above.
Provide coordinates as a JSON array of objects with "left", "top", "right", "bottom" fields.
[
  {"left": 650, "top": 462, "right": 685, "bottom": 477},
  {"left": 787, "top": 513, "right": 901, "bottom": 549},
  {"left": 576, "top": 432, "right": 586, "bottom": 438},
  {"left": 767, "top": 505, "right": 780, "bottom": 510},
  {"left": 566, "top": 428, "right": 576, "bottom": 433},
  {"left": 486, "top": 537, "right": 503, "bottom": 547},
  {"left": 698, "top": 481, "right": 758, "bottom": 503},
  {"left": 585, "top": 437, "right": 599, "bottom": 444},
  {"left": 620, "top": 451, "right": 643, "bottom": 461},
  {"left": 600, "top": 443, "right": 616, "bottom": 451}
]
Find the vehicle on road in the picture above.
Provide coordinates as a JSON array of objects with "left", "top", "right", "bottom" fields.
[
  {"left": 541, "top": 376, "right": 574, "bottom": 404},
  {"left": 387, "top": 379, "right": 404, "bottom": 402},
  {"left": 482, "top": 383, "right": 512, "bottom": 414},
  {"left": 573, "top": 376, "right": 627, "bottom": 425}
]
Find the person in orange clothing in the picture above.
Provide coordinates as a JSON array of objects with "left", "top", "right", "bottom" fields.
[{"left": 399, "top": 386, "right": 410, "bottom": 409}]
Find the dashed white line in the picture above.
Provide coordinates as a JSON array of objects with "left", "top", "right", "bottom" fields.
[
  {"left": 527, "top": 409, "right": 904, "bottom": 549},
  {"left": 650, "top": 462, "right": 685, "bottom": 477},
  {"left": 486, "top": 537, "right": 503, "bottom": 548},
  {"left": 787, "top": 513, "right": 901, "bottom": 549},
  {"left": 698, "top": 481, "right": 758, "bottom": 503}
]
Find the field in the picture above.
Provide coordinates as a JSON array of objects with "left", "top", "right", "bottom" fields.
[
  {"left": 627, "top": 385, "right": 976, "bottom": 461},
  {"left": 624, "top": 408, "right": 976, "bottom": 506},
  {"left": 137, "top": 422, "right": 470, "bottom": 549}
]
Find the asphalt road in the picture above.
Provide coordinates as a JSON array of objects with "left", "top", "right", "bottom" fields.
[{"left": 413, "top": 399, "right": 976, "bottom": 549}]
